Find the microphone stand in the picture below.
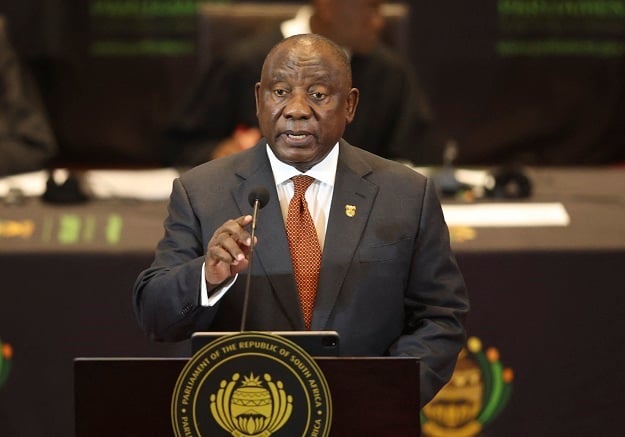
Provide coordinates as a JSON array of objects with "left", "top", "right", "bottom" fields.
[{"left": 240, "top": 198, "right": 261, "bottom": 331}]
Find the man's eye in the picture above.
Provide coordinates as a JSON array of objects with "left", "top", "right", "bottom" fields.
[
  {"left": 311, "top": 92, "right": 326, "bottom": 100},
  {"left": 274, "top": 89, "right": 288, "bottom": 97}
]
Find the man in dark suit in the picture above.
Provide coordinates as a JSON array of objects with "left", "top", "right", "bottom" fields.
[
  {"left": 134, "top": 34, "right": 468, "bottom": 405},
  {"left": 163, "top": 0, "right": 435, "bottom": 166}
]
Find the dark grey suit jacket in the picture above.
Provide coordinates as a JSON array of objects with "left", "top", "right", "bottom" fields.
[{"left": 133, "top": 139, "right": 469, "bottom": 404}]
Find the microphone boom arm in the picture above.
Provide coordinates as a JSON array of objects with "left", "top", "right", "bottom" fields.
[
  {"left": 240, "top": 198, "right": 260, "bottom": 331},
  {"left": 240, "top": 187, "right": 270, "bottom": 331}
]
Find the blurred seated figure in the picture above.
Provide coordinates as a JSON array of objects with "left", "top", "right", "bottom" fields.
[
  {"left": 163, "top": 0, "right": 436, "bottom": 167},
  {"left": 0, "top": 16, "right": 57, "bottom": 177}
]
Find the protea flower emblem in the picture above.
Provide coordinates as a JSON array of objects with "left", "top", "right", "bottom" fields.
[
  {"left": 210, "top": 372, "right": 293, "bottom": 436},
  {"left": 421, "top": 337, "right": 514, "bottom": 437}
]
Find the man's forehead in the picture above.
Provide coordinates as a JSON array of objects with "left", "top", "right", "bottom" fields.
[
  {"left": 273, "top": 43, "right": 328, "bottom": 64},
  {"left": 263, "top": 48, "right": 343, "bottom": 82},
  {"left": 266, "top": 66, "right": 334, "bottom": 84}
]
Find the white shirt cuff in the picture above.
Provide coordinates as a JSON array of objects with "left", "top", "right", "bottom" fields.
[{"left": 201, "top": 262, "right": 238, "bottom": 307}]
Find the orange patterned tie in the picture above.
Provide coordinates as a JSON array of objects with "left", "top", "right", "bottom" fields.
[{"left": 286, "top": 175, "right": 322, "bottom": 329}]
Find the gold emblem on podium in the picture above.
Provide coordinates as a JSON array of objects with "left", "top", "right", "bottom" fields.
[
  {"left": 171, "top": 332, "right": 331, "bottom": 436},
  {"left": 210, "top": 372, "right": 293, "bottom": 436}
]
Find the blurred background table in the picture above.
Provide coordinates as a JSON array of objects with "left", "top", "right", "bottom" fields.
[{"left": 1, "top": 166, "right": 624, "bottom": 436}]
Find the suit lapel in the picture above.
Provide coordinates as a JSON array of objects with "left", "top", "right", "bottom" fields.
[
  {"left": 312, "top": 141, "right": 378, "bottom": 330},
  {"left": 232, "top": 142, "right": 303, "bottom": 329}
]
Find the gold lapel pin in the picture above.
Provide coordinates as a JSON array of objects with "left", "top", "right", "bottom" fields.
[{"left": 345, "top": 204, "right": 356, "bottom": 218}]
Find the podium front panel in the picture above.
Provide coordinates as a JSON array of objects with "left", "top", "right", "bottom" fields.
[{"left": 74, "top": 357, "right": 420, "bottom": 436}]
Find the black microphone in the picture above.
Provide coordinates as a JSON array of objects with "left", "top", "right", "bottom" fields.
[
  {"left": 248, "top": 187, "right": 270, "bottom": 210},
  {"left": 240, "top": 187, "right": 270, "bottom": 331}
]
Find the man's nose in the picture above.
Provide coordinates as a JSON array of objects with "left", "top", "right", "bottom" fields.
[{"left": 283, "top": 92, "right": 312, "bottom": 119}]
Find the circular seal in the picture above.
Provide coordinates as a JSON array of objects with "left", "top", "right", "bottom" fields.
[{"left": 172, "top": 332, "right": 332, "bottom": 437}]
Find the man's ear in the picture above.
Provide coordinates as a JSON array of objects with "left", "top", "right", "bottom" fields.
[
  {"left": 254, "top": 82, "right": 261, "bottom": 117},
  {"left": 345, "top": 87, "right": 360, "bottom": 124}
]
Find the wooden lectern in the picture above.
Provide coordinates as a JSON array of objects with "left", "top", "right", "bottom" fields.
[{"left": 74, "top": 357, "right": 420, "bottom": 436}]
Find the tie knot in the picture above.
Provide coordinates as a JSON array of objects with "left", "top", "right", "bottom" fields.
[{"left": 292, "top": 175, "right": 315, "bottom": 197}]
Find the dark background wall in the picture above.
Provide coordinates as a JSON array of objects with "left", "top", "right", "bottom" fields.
[
  {"left": 410, "top": 1, "right": 625, "bottom": 166},
  {"left": 2, "top": 0, "right": 625, "bottom": 167}
]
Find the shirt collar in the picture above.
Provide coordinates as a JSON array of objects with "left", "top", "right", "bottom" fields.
[{"left": 266, "top": 143, "right": 339, "bottom": 188}]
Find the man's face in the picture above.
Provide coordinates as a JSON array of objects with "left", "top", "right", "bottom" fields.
[
  {"left": 322, "top": 0, "right": 385, "bottom": 54},
  {"left": 255, "top": 40, "right": 358, "bottom": 172}
]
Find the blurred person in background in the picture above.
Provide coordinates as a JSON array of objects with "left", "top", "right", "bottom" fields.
[
  {"left": 163, "top": 0, "right": 435, "bottom": 167},
  {"left": 0, "top": 16, "right": 57, "bottom": 177}
]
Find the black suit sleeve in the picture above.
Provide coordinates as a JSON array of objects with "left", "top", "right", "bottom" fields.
[{"left": 133, "top": 177, "right": 218, "bottom": 341}]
